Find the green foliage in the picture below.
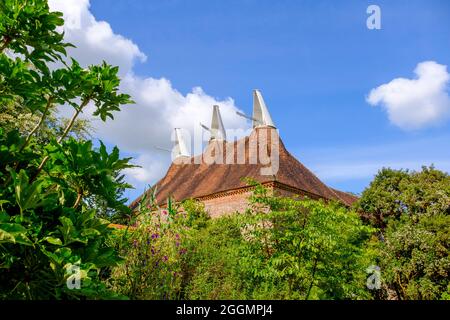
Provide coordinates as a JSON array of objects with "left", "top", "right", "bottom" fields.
[
  {"left": 44, "top": 138, "right": 133, "bottom": 211},
  {"left": 0, "top": 0, "right": 68, "bottom": 73},
  {"left": 0, "top": 0, "right": 133, "bottom": 299},
  {"left": 109, "top": 198, "right": 193, "bottom": 299},
  {"left": 357, "top": 166, "right": 450, "bottom": 300},
  {"left": 108, "top": 174, "right": 448, "bottom": 300},
  {"left": 375, "top": 214, "right": 450, "bottom": 300},
  {"left": 182, "top": 216, "right": 246, "bottom": 299},
  {"left": 181, "top": 199, "right": 210, "bottom": 229},
  {"left": 121, "top": 184, "right": 376, "bottom": 300},
  {"left": 0, "top": 128, "right": 132, "bottom": 299},
  {"left": 236, "top": 184, "right": 375, "bottom": 299},
  {"left": 357, "top": 166, "right": 450, "bottom": 228}
]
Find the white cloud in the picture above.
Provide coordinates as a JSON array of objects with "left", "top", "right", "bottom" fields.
[
  {"left": 49, "top": 0, "right": 146, "bottom": 76},
  {"left": 367, "top": 61, "right": 450, "bottom": 130},
  {"left": 93, "top": 76, "right": 246, "bottom": 154},
  {"left": 122, "top": 153, "right": 169, "bottom": 183},
  {"left": 48, "top": 0, "right": 249, "bottom": 192}
]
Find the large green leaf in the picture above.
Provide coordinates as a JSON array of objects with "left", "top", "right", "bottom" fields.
[
  {"left": 8, "top": 168, "right": 47, "bottom": 215},
  {"left": 44, "top": 236, "right": 63, "bottom": 246},
  {"left": 0, "top": 223, "right": 33, "bottom": 245}
]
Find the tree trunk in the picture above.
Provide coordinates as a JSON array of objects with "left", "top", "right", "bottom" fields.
[{"left": 305, "top": 257, "right": 319, "bottom": 300}]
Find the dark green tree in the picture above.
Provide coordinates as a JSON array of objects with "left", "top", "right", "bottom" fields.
[
  {"left": 379, "top": 214, "right": 450, "bottom": 300},
  {"left": 357, "top": 166, "right": 450, "bottom": 300},
  {"left": 0, "top": 0, "right": 135, "bottom": 299},
  {"left": 357, "top": 166, "right": 450, "bottom": 228}
]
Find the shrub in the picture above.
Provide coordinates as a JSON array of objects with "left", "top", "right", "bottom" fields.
[
  {"left": 0, "top": 0, "right": 133, "bottom": 299},
  {"left": 176, "top": 184, "right": 376, "bottom": 300},
  {"left": 108, "top": 197, "right": 203, "bottom": 299},
  {"left": 182, "top": 216, "right": 246, "bottom": 299},
  {"left": 235, "top": 184, "right": 376, "bottom": 299}
]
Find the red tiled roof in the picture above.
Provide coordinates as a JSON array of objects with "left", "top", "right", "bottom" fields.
[{"left": 130, "top": 127, "right": 358, "bottom": 209}]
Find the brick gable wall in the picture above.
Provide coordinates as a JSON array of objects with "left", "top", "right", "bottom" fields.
[{"left": 198, "top": 182, "right": 324, "bottom": 217}]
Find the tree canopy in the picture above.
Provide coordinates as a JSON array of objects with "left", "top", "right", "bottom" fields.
[{"left": 0, "top": 0, "right": 134, "bottom": 299}]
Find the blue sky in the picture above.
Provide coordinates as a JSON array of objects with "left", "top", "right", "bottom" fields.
[{"left": 53, "top": 0, "right": 450, "bottom": 201}]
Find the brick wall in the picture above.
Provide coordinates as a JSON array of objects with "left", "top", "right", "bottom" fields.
[
  {"left": 200, "top": 184, "right": 321, "bottom": 218},
  {"left": 201, "top": 190, "right": 254, "bottom": 218}
]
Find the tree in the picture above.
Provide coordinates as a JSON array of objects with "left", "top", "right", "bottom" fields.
[
  {"left": 238, "top": 184, "right": 375, "bottom": 299},
  {"left": 0, "top": 95, "right": 93, "bottom": 143},
  {"left": 357, "top": 166, "right": 450, "bottom": 228},
  {"left": 0, "top": 0, "right": 134, "bottom": 299},
  {"left": 378, "top": 214, "right": 450, "bottom": 300},
  {"left": 357, "top": 166, "right": 450, "bottom": 300}
]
